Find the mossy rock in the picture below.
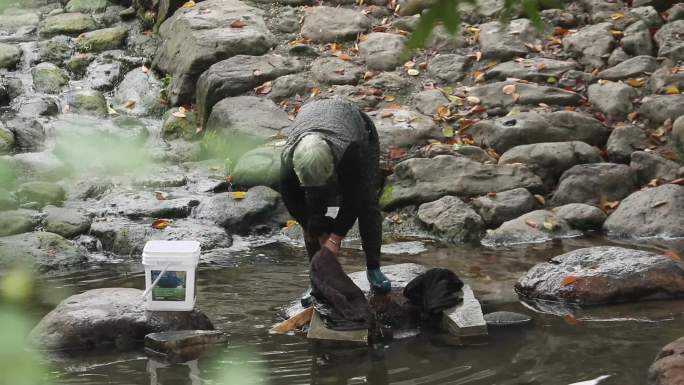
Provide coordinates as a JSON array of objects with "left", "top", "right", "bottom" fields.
[
  {"left": 31, "top": 63, "right": 69, "bottom": 94},
  {"left": 162, "top": 108, "right": 198, "bottom": 140},
  {"left": 65, "top": 53, "right": 96, "bottom": 76},
  {"left": 65, "top": 0, "right": 108, "bottom": 13},
  {"left": 0, "top": 232, "right": 88, "bottom": 273},
  {"left": 232, "top": 145, "right": 283, "bottom": 188},
  {"left": 40, "top": 13, "right": 97, "bottom": 37},
  {"left": 0, "top": 209, "right": 41, "bottom": 236},
  {"left": 65, "top": 90, "right": 107, "bottom": 117},
  {"left": 37, "top": 36, "right": 75, "bottom": 66},
  {"left": 0, "top": 124, "right": 14, "bottom": 155},
  {"left": 76, "top": 26, "right": 127, "bottom": 53},
  {"left": 0, "top": 43, "right": 22, "bottom": 70},
  {"left": 0, "top": 10, "right": 40, "bottom": 31},
  {"left": 16, "top": 181, "right": 66, "bottom": 208},
  {"left": 0, "top": 187, "right": 18, "bottom": 211}
]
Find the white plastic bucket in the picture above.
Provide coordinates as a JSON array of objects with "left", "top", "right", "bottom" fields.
[{"left": 142, "top": 240, "right": 200, "bottom": 311}]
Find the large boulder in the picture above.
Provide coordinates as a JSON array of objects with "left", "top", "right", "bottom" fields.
[
  {"left": 16, "top": 181, "right": 66, "bottom": 207},
  {"left": 8, "top": 118, "right": 46, "bottom": 153},
  {"left": 232, "top": 145, "right": 282, "bottom": 188},
  {"left": 468, "top": 81, "right": 582, "bottom": 109},
  {"left": 153, "top": 0, "right": 276, "bottom": 105},
  {"left": 597, "top": 55, "right": 659, "bottom": 80},
  {"left": 380, "top": 155, "right": 544, "bottom": 210},
  {"left": 0, "top": 42, "right": 22, "bottom": 70},
  {"left": 76, "top": 26, "right": 128, "bottom": 53},
  {"left": 84, "top": 59, "right": 123, "bottom": 92},
  {"left": 587, "top": 81, "right": 636, "bottom": 118},
  {"left": 515, "top": 246, "right": 684, "bottom": 305},
  {"left": 550, "top": 163, "right": 638, "bottom": 207},
  {"left": 43, "top": 206, "right": 92, "bottom": 238},
  {"left": 472, "top": 188, "right": 536, "bottom": 228},
  {"left": 649, "top": 337, "right": 684, "bottom": 385},
  {"left": 621, "top": 20, "right": 654, "bottom": 56},
  {"left": 0, "top": 232, "right": 87, "bottom": 273},
  {"left": 469, "top": 111, "right": 609, "bottom": 154},
  {"left": 358, "top": 32, "right": 405, "bottom": 71},
  {"left": 0, "top": 209, "right": 42, "bottom": 236},
  {"left": 654, "top": 20, "right": 684, "bottom": 61},
  {"left": 498, "top": 141, "right": 602, "bottom": 188},
  {"left": 113, "top": 67, "right": 163, "bottom": 117},
  {"left": 31, "top": 63, "right": 68, "bottom": 94},
  {"left": 301, "top": 6, "right": 371, "bottom": 43},
  {"left": 192, "top": 186, "right": 284, "bottom": 233},
  {"left": 65, "top": 90, "right": 108, "bottom": 117},
  {"left": 603, "top": 184, "right": 684, "bottom": 239},
  {"left": 482, "top": 210, "right": 581, "bottom": 246},
  {"left": 39, "top": 12, "right": 96, "bottom": 37},
  {"left": 639, "top": 95, "right": 684, "bottom": 125},
  {"left": 562, "top": 22, "right": 614, "bottom": 67},
  {"left": 606, "top": 124, "right": 646, "bottom": 163},
  {"left": 369, "top": 108, "right": 442, "bottom": 152},
  {"left": 478, "top": 18, "right": 536, "bottom": 60},
  {"left": 37, "top": 36, "right": 74, "bottom": 66},
  {"left": 65, "top": 0, "right": 108, "bottom": 13},
  {"left": 417, "top": 195, "right": 484, "bottom": 243},
  {"left": 29, "top": 288, "right": 213, "bottom": 351},
  {"left": 553, "top": 203, "right": 606, "bottom": 231},
  {"left": 630, "top": 151, "right": 682, "bottom": 184},
  {"left": 96, "top": 191, "right": 199, "bottom": 219},
  {"left": 195, "top": 54, "right": 303, "bottom": 126}
]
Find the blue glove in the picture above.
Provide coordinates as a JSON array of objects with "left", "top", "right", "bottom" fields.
[{"left": 367, "top": 269, "right": 391, "bottom": 294}]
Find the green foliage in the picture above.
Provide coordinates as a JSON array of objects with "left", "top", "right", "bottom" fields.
[{"left": 405, "top": 0, "right": 559, "bottom": 53}]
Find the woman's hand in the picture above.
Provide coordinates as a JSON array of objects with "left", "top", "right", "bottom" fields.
[{"left": 323, "top": 233, "right": 343, "bottom": 255}]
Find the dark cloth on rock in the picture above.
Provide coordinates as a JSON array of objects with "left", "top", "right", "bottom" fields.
[
  {"left": 280, "top": 96, "right": 383, "bottom": 269},
  {"left": 310, "top": 247, "right": 373, "bottom": 330},
  {"left": 403, "top": 268, "right": 464, "bottom": 317}
]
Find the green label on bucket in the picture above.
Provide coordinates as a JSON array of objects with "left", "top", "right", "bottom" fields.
[{"left": 151, "top": 270, "right": 186, "bottom": 301}]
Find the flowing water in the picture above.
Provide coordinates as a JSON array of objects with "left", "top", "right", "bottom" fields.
[{"left": 31, "top": 236, "right": 684, "bottom": 385}]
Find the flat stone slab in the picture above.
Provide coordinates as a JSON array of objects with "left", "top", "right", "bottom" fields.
[
  {"left": 442, "top": 285, "right": 487, "bottom": 337},
  {"left": 306, "top": 311, "right": 368, "bottom": 344},
  {"left": 483, "top": 311, "right": 532, "bottom": 327}
]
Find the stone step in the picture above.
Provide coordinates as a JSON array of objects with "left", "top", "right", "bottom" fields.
[{"left": 441, "top": 285, "right": 488, "bottom": 338}]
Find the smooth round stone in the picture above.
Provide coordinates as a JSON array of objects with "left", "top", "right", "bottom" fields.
[{"left": 484, "top": 311, "right": 532, "bottom": 327}]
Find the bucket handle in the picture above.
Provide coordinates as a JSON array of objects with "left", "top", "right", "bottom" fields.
[{"left": 141, "top": 263, "right": 172, "bottom": 299}]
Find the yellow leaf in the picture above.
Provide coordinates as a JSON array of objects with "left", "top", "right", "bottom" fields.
[
  {"left": 231, "top": 191, "right": 247, "bottom": 200},
  {"left": 383, "top": 95, "right": 396, "bottom": 102},
  {"left": 534, "top": 194, "right": 545, "bottom": 206},
  {"left": 442, "top": 126, "right": 455, "bottom": 138},
  {"left": 543, "top": 221, "right": 558, "bottom": 231},
  {"left": 562, "top": 276, "right": 577, "bottom": 286},
  {"left": 665, "top": 86, "right": 680, "bottom": 94},
  {"left": 310, "top": 87, "right": 320, "bottom": 97},
  {"left": 286, "top": 219, "right": 299, "bottom": 228},
  {"left": 151, "top": 219, "right": 170, "bottom": 230},
  {"left": 407, "top": 68, "right": 420, "bottom": 76},
  {"left": 125, "top": 100, "right": 136, "bottom": 109},
  {"left": 436, "top": 105, "right": 450, "bottom": 118},
  {"left": 182, "top": 0, "right": 195, "bottom": 8},
  {"left": 610, "top": 12, "right": 624, "bottom": 20},
  {"left": 473, "top": 71, "right": 485, "bottom": 83},
  {"left": 610, "top": 30, "right": 624, "bottom": 37},
  {"left": 626, "top": 78, "right": 644, "bottom": 87}
]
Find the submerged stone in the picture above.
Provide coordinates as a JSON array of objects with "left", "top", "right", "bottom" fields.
[
  {"left": 145, "top": 330, "right": 227, "bottom": 363},
  {"left": 483, "top": 311, "right": 532, "bottom": 327}
]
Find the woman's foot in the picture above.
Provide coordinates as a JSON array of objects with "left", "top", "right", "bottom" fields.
[{"left": 367, "top": 269, "right": 391, "bottom": 294}]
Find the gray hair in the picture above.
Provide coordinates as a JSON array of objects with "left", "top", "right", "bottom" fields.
[{"left": 292, "top": 134, "right": 334, "bottom": 187}]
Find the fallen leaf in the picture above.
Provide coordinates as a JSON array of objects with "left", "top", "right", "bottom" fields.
[
  {"left": 172, "top": 107, "right": 187, "bottom": 118},
  {"left": 407, "top": 68, "right": 419, "bottom": 76},
  {"left": 651, "top": 200, "right": 668, "bottom": 208},
  {"left": 310, "top": 87, "right": 320, "bottom": 97},
  {"left": 404, "top": 60, "right": 416, "bottom": 69},
  {"left": 562, "top": 276, "right": 577, "bottom": 286},
  {"left": 442, "top": 126, "right": 454, "bottom": 138},
  {"left": 610, "top": 12, "right": 624, "bottom": 20},
  {"left": 473, "top": 71, "right": 485, "bottom": 83},
  {"left": 125, "top": 100, "right": 136, "bottom": 109},
  {"left": 151, "top": 219, "right": 170, "bottom": 230},
  {"left": 626, "top": 78, "right": 644, "bottom": 87},
  {"left": 107, "top": 105, "right": 117, "bottom": 115},
  {"left": 502, "top": 84, "right": 516, "bottom": 95},
  {"left": 181, "top": 0, "right": 195, "bottom": 8},
  {"left": 534, "top": 194, "right": 546, "bottom": 206},
  {"left": 286, "top": 219, "right": 299, "bottom": 228},
  {"left": 436, "top": 105, "right": 450, "bottom": 118},
  {"left": 466, "top": 96, "right": 480, "bottom": 105},
  {"left": 474, "top": 51, "right": 482, "bottom": 62},
  {"left": 388, "top": 147, "right": 406, "bottom": 159},
  {"left": 647, "top": 178, "right": 659, "bottom": 187},
  {"left": 664, "top": 250, "right": 682, "bottom": 261},
  {"left": 664, "top": 86, "right": 680, "bottom": 94},
  {"left": 230, "top": 19, "right": 246, "bottom": 28},
  {"left": 338, "top": 53, "right": 352, "bottom": 61},
  {"left": 543, "top": 221, "right": 558, "bottom": 231},
  {"left": 487, "top": 192, "right": 497, "bottom": 198},
  {"left": 381, "top": 111, "right": 394, "bottom": 118},
  {"left": 627, "top": 111, "right": 639, "bottom": 121},
  {"left": 525, "top": 220, "right": 538, "bottom": 229},
  {"left": 255, "top": 81, "right": 272, "bottom": 95},
  {"left": 600, "top": 196, "right": 620, "bottom": 211},
  {"left": 383, "top": 95, "right": 396, "bottom": 102},
  {"left": 670, "top": 178, "right": 684, "bottom": 186},
  {"left": 610, "top": 29, "right": 624, "bottom": 37},
  {"left": 563, "top": 314, "right": 579, "bottom": 325},
  {"left": 231, "top": 191, "right": 247, "bottom": 200}
]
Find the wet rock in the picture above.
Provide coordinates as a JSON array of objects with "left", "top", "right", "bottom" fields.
[
  {"left": 0, "top": 42, "right": 21, "bottom": 69},
  {"left": 421, "top": 144, "right": 496, "bottom": 163},
  {"left": 193, "top": 186, "right": 283, "bottom": 232},
  {"left": 18, "top": 97, "right": 60, "bottom": 117},
  {"left": 468, "top": 81, "right": 582, "bottom": 109},
  {"left": 76, "top": 26, "right": 127, "bottom": 53},
  {"left": 553, "top": 203, "right": 607, "bottom": 230},
  {"left": 363, "top": 72, "right": 408, "bottom": 90},
  {"left": 31, "top": 62, "right": 69, "bottom": 94},
  {"left": 622, "top": 20, "right": 654, "bottom": 56},
  {"left": 606, "top": 124, "right": 646, "bottom": 163},
  {"left": 98, "top": 191, "right": 199, "bottom": 219},
  {"left": 7, "top": 118, "right": 45, "bottom": 153},
  {"left": 232, "top": 145, "right": 282, "bottom": 188},
  {"left": 630, "top": 151, "right": 681, "bottom": 184},
  {"left": 654, "top": 20, "right": 684, "bottom": 61},
  {"left": 499, "top": 141, "right": 602, "bottom": 188},
  {"left": 65, "top": 53, "right": 96, "bottom": 76},
  {"left": 65, "top": 89, "right": 108, "bottom": 117},
  {"left": 0, "top": 232, "right": 87, "bottom": 273},
  {"left": 52, "top": 115, "right": 148, "bottom": 153},
  {"left": 603, "top": 184, "right": 684, "bottom": 238},
  {"left": 417, "top": 195, "right": 484, "bottom": 243},
  {"left": 515, "top": 246, "right": 684, "bottom": 305},
  {"left": 40, "top": 12, "right": 97, "bottom": 37},
  {"left": 29, "top": 288, "right": 213, "bottom": 351},
  {"left": 89, "top": 217, "right": 232, "bottom": 255},
  {"left": 486, "top": 58, "right": 578, "bottom": 82},
  {"left": 442, "top": 283, "right": 487, "bottom": 337},
  {"left": 358, "top": 32, "right": 405, "bottom": 71},
  {"left": 482, "top": 210, "right": 581, "bottom": 246},
  {"left": 84, "top": 59, "right": 123, "bottom": 91},
  {"left": 126, "top": 27, "right": 160, "bottom": 58},
  {"left": 65, "top": 0, "right": 108, "bottom": 13},
  {"left": 0, "top": 209, "right": 42, "bottom": 236},
  {"left": 145, "top": 330, "right": 227, "bottom": 362},
  {"left": 0, "top": 9, "right": 40, "bottom": 32},
  {"left": 562, "top": 22, "right": 614, "bottom": 67},
  {"left": 380, "top": 156, "right": 543, "bottom": 210},
  {"left": 484, "top": 311, "right": 532, "bottom": 327},
  {"left": 153, "top": 0, "right": 276, "bottom": 105},
  {"left": 195, "top": 54, "right": 303, "bottom": 126},
  {"left": 478, "top": 18, "right": 536, "bottom": 60},
  {"left": 648, "top": 337, "right": 684, "bottom": 385},
  {"left": 0, "top": 188, "right": 18, "bottom": 211},
  {"left": 369, "top": 108, "right": 441, "bottom": 152},
  {"left": 0, "top": 123, "right": 13, "bottom": 155},
  {"left": 10, "top": 151, "right": 69, "bottom": 182},
  {"left": 427, "top": 54, "right": 470, "bottom": 83},
  {"left": 311, "top": 56, "right": 364, "bottom": 85},
  {"left": 113, "top": 67, "right": 163, "bottom": 117},
  {"left": 268, "top": 74, "right": 314, "bottom": 102},
  {"left": 16, "top": 181, "right": 65, "bottom": 207},
  {"left": 597, "top": 55, "right": 659, "bottom": 80},
  {"left": 550, "top": 163, "right": 638, "bottom": 207},
  {"left": 161, "top": 108, "right": 197, "bottom": 140},
  {"left": 301, "top": 6, "right": 371, "bottom": 43},
  {"left": 412, "top": 89, "right": 448, "bottom": 116},
  {"left": 37, "top": 35, "right": 75, "bottom": 66},
  {"left": 472, "top": 188, "right": 536, "bottom": 228},
  {"left": 205, "top": 96, "right": 290, "bottom": 145},
  {"left": 43, "top": 205, "right": 91, "bottom": 238},
  {"left": 588, "top": 81, "right": 636, "bottom": 118},
  {"left": 639, "top": 95, "right": 684, "bottom": 124},
  {"left": 469, "top": 111, "right": 609, "bottom": 154}
]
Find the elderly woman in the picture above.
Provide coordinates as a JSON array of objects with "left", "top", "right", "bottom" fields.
[{"left": 280, "top": 97, "right": 391, "bottom": 303}]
